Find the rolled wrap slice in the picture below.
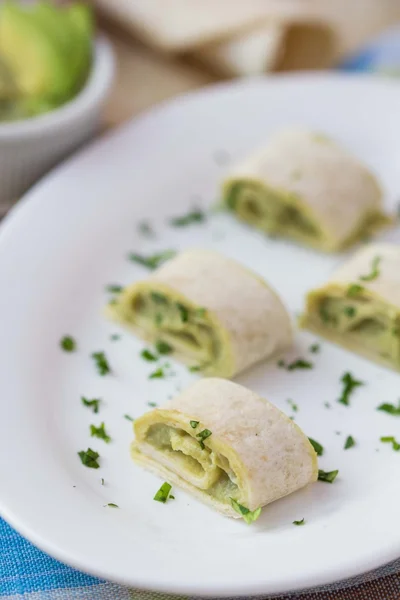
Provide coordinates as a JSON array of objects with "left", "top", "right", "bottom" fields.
[
  {"left": 107, "top": 249, "right": 292, "bottom": 377},
  {"left": 133, "top": 378, "right": 318, "bottom": 518},
  {"left": 223, "top": 128, "right": 388, "bottom": 252},
  {"left": 300, "top": 243, "right": 400, "bottom": 370}
]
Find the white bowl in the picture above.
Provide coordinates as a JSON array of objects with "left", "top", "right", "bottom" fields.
[{"left": 0, "top": 37, "right": 115, "bottom": 214}]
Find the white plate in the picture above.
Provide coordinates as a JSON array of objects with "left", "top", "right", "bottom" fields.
[{"left": 1, "top": 73, "right": 400, "bottom": 598}]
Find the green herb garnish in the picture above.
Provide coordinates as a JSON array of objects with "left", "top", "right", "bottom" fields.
[
  {"left": 377, "top": 401, "right": 400, "bottom": 416},
  {"left": 105, "top": 284, "right": 123, "bottom": 293},
  {"left": 177, "top": 303, "right": 189, "bottom": 322},
  {"left": 189, "top": 364, "right": 202, "bottom": 373},
  {"left": 230, "top": 498, "right": 262, "bottom": 524},
  {"left": 78, "top": 448, "right": 100, "bottom": 469},
  {"left": 60, "top": 335, "right": 76, "bottom": 352},
  {"left": 148, "top": 401, "right": 158, "bottom": 407},
  {"left": 344, "top": 306, "right": 356, "bottom": 318},
  {"left": 293, "top": 518, "right": 305, "bottom": 526},
  {"left": 110, "top": 333, "right": 121, "bottom": 341},
  {"left": 138, "top": 221, "right": 154, "bottom": 237},
  {"left": 287, "top": 399, "right": 298, "bottom": 412},
  {"left": 324, "top": 402, "right": 331, "bottom": 409},
  {"left": 141, "top": 349, "right": 157, "bottom": 362},
  {"left": 344, "top": 435, "right": 355, "bottom": 450},
  {"left": 128, "top": 250, "right": 176, "bottom": 270},
  {"left": 124, "top": 414, "right": 134, "bottom": 421},
  {"left": 91, "top": 352, "right": 111, "bottom": 376},
  {"left": 318, "top": 469, "right": 339, "bottom": 483},
  {"left": 287, "top": 359, "right": 313, "bottom": 371},
  {"left": 190, "top": 420, "right": 199, "bottom": 429},
  {"left": 309, "top": 343, "right": 320, "bottom": 354},
  {"left": 151, "top": 291, "right": 167, "bottom": 304},
  {"left": 105, "top": 503, "right": 119, "bottom": 508},
  {"left": 197, "top": 428, "right": 212, "bottom": 449},
  {"left": 81, "top": 397, "right": 101, "bottom": 414},
  {"left": 149, "top": 367, "right": 165, "bottom": 379},
  {"left": 308, "top": 438, "right": 324, "bottom": 456},
  {"left": 347, "top": 284, "right": 365, "bottom": 297},
  {"left": 360, "top": 255, "right": 381, "bottom": 282},
  {"left": 338, "top": 372, "right": 364, "bottom": 406},
  {"left": 101, "top": 478, "right": 105, "bottom": 485},
  {"left": 380, "top": 436, "right": 400, "bottom": 451},
  {"left": 170, "top": 208, "right": 206, "bottom": 227},
  {"left": 155, "top": 340, "right": 173, "bottom": 355},
  {"left": 277, "top": 359, "right": 286, "bottom": 368},
  {"left": 154, "top": 482, "right": 172, "bottom": 503},
  {"left": 90, "top": 422, "right": 111, "bottom": 443}
]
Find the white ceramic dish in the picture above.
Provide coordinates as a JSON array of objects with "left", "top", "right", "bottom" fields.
[
  {"left": 0, "top": 73, "right": 400, "bottom": 598},
  {"left": 0, "top": 37, "right": 115, "bottom": 214}
]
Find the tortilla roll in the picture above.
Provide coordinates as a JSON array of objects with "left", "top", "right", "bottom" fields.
[
  {"left": 300, "top": 244, "right": 400, "bottom": 370},
  {"left": 107, "top": 249, "right": 292, "bottom": 378},
  {"left": 223, "top": 128, "right": 388, "bottom": 252},
  {"left": 132, "top": 378, "right": 318, "bottom": 519}
]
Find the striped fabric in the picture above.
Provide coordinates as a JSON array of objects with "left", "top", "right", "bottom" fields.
[{"left": 1, "top": 26, "right": 400, "bottom": 600}]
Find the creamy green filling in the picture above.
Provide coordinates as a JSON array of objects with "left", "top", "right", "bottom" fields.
[
  {"left": 130, "top": 292, "right": 219, "bottom": 365},
  {"left": 226, "top": 181, "right": 320, "bottom": 240},
  {"left": 317, "top": 296, "right": 400, "bottom": 363},
  {"left": 146, "top": 423, "right": 240, "bottom": 503}
]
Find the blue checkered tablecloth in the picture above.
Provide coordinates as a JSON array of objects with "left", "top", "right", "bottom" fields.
[{"left": 2, "top": 26, "right": 400, "bottom": 600}]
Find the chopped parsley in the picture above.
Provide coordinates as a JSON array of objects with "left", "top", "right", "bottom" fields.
[
  {"left": 318, "top": 469, "right": 339, "bottom": 483},
  {"left": 380, "top": 436, "right": 400, "bottom": 451},
  {"left": 78, "top": 448, "right": 100, "bottom": 469},
  {"left": 347, "top": 284, "right": 365, "bottom": 297},
  {"left": 360, "top": 255, "right": 381, "bottom": 282},
  {"left": 190, "top": 420, "right": 199, "bottom": 429},
  {"left": 344, "top": 306, "right": 356, "bottom": 318},
  {"left": 189, "top": 365, "right": 202, "bottom": 373},
  {"left": 90, "top": 422, "right": 111, "bottom": 443},
  {"left": 149, "top": 367, "right": 165, "bottom": 379},
  {"left": 128, "top": 250, "right": 175, "bottom": 270},
  {"left": 60, "top": 335, "right": 76, "bottom": 352},
  {"left": 110, "top": 333, "right": 121, "bottom": 341},
  {"left": 105, "top": 284, "right": 123, "bottom": 293},
  {"left": 377, "top": 401, "right": 400, "bottom": 416},
  {"left": 324, "top": 402, "right": 331, "bottom": 409},
  {"left": 177, "top": 303, "right": 189, "bottom": 322},
  {"left": 197, "top": 428, "right": 212, "bottom": 449},
  {"left": 155, "top": 340, "right": 173, "bottom": 355},
  {"left": 147, "top": 401, "right": 158, "bottom": 407},
  {"left": 309, "top": 343, "right": 320, "bottom": 354},
  {"left": 230, "top": 498, "right": 262, "bottom": 524},
  {"left": 124, "top": 414, "right": 134, "bottom": 421},
  {"left": 169, "top": 495, "right": 175, "bottom": 500},
  {"left": 293, "top": 518, "right": 305, "bottom": 526},
  {"left": 81, "top": 397, "right": 101, "bottom": 414},
  {"left": 138, "top": 221, "right": 154, "bottom": 237},
  {"left": 277, "top": 359, "right": 286, "bottom": 368},
  {"left": 319, "top": 304, "right": 337, "bottom": 325},
  {"left": 154, "top": 482, "right": 172, "bottom": 503},
  {"left": 141, "top": 348, "right": 157, "bottom": 362},
  {"left": 169, "top": 208, "right": 206, "bottom": 227},
  {"left": 91, "top": 352, "right": 111, "bottom": 376},
  {"left": 344, "top": 435, "right": 355, "bottom": 450},
  {"left": 287, "top": 359, "right": 313, "bottom": 371},
  {"left": 287, "top": 399, "right": 298, "bottom": 412},
  {"left": 308, "top": 438, "right": 324, "bottom": 456},
  {"left": 151, "top": 291, "right": 167, "bottom": 304},
  {"left": 338, "top": 372, "right": 364, "bottom": 406},
  {"left": 105, "top": 503, "right": 119, "bottom": 508}
]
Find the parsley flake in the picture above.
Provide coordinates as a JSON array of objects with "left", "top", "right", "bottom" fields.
[
  {"left": 309, "top": 343, "right": 320, "bottom": 354},
  {"left": 124, "top": 414, "right": 134, "bottom": 421},
  {"left": 128, "top": 250, "right": 176, "bottom": 270},
  {"left": 293, "top": 518, "right": 305, "bottom": 526},
  {"left": 154, "top": 482, "right": 172, "bottom": 503},
  {"left": 149, "top": 367, "right": 165, "bottom": 379},
  {"left": 360, "top": 255, "right": 381, "bottom": 282},
  {"left": 138, "top": 221, "right": 154, "bottom": 237},
  {"left": 189, "top": 364, "right": 202, "bottom": 373},
  {"left": 230, "top": 498, "right": 262, "bottom": 524},
  {"left": 141, "top": 349, "right": 157, "bottom": 362},
  {"left": 287, "top": 359, "right": 313, "bottom": 371},
  {"left": 148, "top": 401, "right": 158, "bottom": 407},
  {"left": 151, "top": 291, "right": 167, "bottom": 304},
  {"left": 177, "top": 303, "right": 189, "bottom": 322},
  {"left": 197, "top": 428, "right": 212, "bottom": 449},
  {"left": 105, "top": 284, "right": 123, "bottom": 293},
  {"left": 190, "top": 420, "right": 199, "bottom": 429},
  {"left": 377, "top": 401, "right": 400, "bottom": 416},
  {"left": 308, "top": 438, "right": 324, "bottom": 456},
  {"left": 105, "top": 503, "right": 119, "bottom": 508},
  {"left": 78, "top": 448, "right": 100, "bottom": 469},
  {"left": 380, "top": 436, "right": 400, "bottom": 451},
  {"left": 110, "top": 334, "right": 121, "bottom": 341},
  {"left": 155, "top": 340, "right": 173, "bottom": 355},
  {"left": 81, "top": 397, "right": 101, "bottom": 414},
  {"left": 90, "top": 422, "right": 111, "bottom": 443},
  {"left": 347, "top": 284, "right": 365, "bottom": 297},
  {"left": 344, "top": 306, "right": 356, "bottom": 318},
  {"left": 287, "top": 399, "right": 298, "bottom": 412},
  {"left": 344, "top": 435, "right": 355, "bottom": 450},
  {"left": 91, "top": 352, "right": 111, "bottom": 376},
  {"left": 318, "top": 469, "right": 339, "bottom": 483},
  {"left": 169, "top": 208, "right": 206, "bottom": 227},
  {"left": 60, "top": 335, "right": 76, "bottom": 352},
  {"left": 338, "top": 372, "right": 364, "bottom": 406}
]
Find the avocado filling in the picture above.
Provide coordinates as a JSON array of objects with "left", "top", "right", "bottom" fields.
[
  {"left": 145, "top": 423, "right": 240, "bottom": 504},
  {"left": 225, "top": 181, "right": 320, "bottom": 242},
  {"left": 313, "top": 293, "right": 400, "bottom": 364},
  {"left": 129, "top": 291, "right": 220, "bottom": 366}
]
